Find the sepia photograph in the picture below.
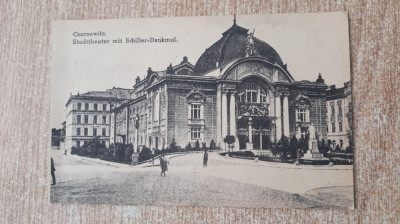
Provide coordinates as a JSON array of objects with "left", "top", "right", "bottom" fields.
[{"left": 50, "top": 12, "right": 354, "bottom": 209}]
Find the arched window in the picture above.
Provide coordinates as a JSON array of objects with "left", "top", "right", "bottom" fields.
[{"left": 237, "top": 82, "right": 268, "bottom": 104}]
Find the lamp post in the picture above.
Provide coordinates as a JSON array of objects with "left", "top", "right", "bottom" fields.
[
  {"left": 107, "top": 88, "right": 118, "bottom": 156},
  {"left": 132, "top": 113, "right": 140, "bottom": 165}
]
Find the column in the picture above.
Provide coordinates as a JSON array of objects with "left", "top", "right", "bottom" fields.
[
  {"left": 216, "top": 85, "right": 222, "bottom": 146},
  {"left": 229, "top": 91, "right": 238, "bottom": 151},
  {"left": 283, "top": 95, "right": 290, "bottom": 137},
  {"left": 246, "top": 117, "right": 253, "bottom": 150},
  {"left": 275, "top": 94, "right": 282, "bottom": 141},
  {"left": 221, "top": 90, "right": 228, "bottom": 150}
]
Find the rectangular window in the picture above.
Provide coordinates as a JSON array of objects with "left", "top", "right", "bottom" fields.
[
  {"left": 191, "top": 128, "right": 201, "bottom": 140},
  {"left": 330, "top": 101, "right": 335, "bottom": 122},
  {"left": 94, "top": 103, "right": 98, "bottom": 111},
  {"left": 77, "top": 141, "right": 80, "bottom": 148},
  {"left": 93, "top": 128, "right": 97, "bottom": 136},
  {"left": 93, "top": 115, "right": 97, "bottom": 124},
  {"left": 77, "top": 128, "right": 81, "bottom": 136},
  {"left": 300, "top": 127, "right": 307, "bottom": 139},
  {"left": 102, "top": 128, "right": 106, "bottom": 136},
  {"left": 103, "top": 115, "right": 107, "bottom": 124},
  {"left": 77, "top": 103, "right": 81, "bottom": 111},
  {"left": 296, "top": 108, "right": 308, "bottom": 122},
  {"left": 191, "top": 104, "right": 201, "bottom": 119},
  {"left": 84, "top": 115, "right": 88, "bottom": 123},
  {"left": 339, "top": 122, "right": 343, "bottom": 132},
  {"left": 260, "top": 94, "right": 267, "bottom": 103},
  {"left": 77, "top": 115, "right": 81, "bottom": 124},
  {"left": 103, "top": 104, "right": 107, "bottom": 111},
  {"left": 85, "top": 103, "right": 89, "bottom": 110},
  {"left": 331, "top": 123, "right": 336, "bottom": 133},
  {"left": 337, "top": 100, "right": 343, "bottom": 119},
  {"left": 84, "top": 128, "right": 88, "bottom": 136}
]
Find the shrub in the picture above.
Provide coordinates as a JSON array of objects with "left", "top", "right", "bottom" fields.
[
  {"left": 77, "top": 147, "right": 88, "bottom": 157},
  {"left": 209, "top": 139, "right": 216, "bottom": 150},
  {"left": 125, "top": 144, "right": 134, "bottom": 161},
  {"left": 335, "top": 144, "right": 341, "bottom": 152},
  {"left": 194, "top": 140, "right": 200, "bottom": 150},
  {"left": 71, "top": 147, "right": 78, "bottom": 155},
  {"left": 345, "top": 145, "right": 353, "bottom": 153},
  {"left": 169, "top": 138, "right": 178, "bottom": 152},
  {"left": 289, "top": 135, "right": 298, "bottom": 159},
  {"left": 272, "top": 135, "right": 290, "bottom": 157},
  {"left": 224, "top": 135, "right": 236, "bottom": 152},
  {"left": 185, "top": 142, "right": 192, "bottom": 151},
  {"left": 139, "top": 147, "right": 152, "bottom": 162}
]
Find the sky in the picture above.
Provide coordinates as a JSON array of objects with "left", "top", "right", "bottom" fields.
[{"left": 51, "top": 12, "right": 351, "bottom": 128}]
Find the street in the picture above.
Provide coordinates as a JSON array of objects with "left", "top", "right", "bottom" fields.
[{"left": 50, "top": 150, "right": 353, "bottom": 209}]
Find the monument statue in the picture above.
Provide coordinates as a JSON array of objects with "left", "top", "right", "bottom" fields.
[{"left": 309, "top": 123, "right": 316, "bottom": 140}]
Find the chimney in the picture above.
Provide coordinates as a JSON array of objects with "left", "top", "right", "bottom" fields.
[{"left": 147, "top": 67, "right": 152, "bottom": 76}]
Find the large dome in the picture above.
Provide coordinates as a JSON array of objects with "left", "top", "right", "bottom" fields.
[{"left": 193, "top": 21, "right": 284, "bottom": 75}]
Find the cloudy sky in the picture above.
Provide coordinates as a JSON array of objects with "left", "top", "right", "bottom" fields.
[{"left": 51, "top": 12, "right": 351, "bottom": 128}]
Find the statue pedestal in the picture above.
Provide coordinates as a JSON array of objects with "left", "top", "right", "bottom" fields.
[
  {"left": 303, "top": 140, "right": 324, "bottom": 159},
  {"left": 246, "top": 143, "right": 253, "bottom": 150}
]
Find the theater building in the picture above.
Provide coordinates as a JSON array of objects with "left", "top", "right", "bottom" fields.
[{"left": 111, "top": 19, "right": 329, "bottom": 151}]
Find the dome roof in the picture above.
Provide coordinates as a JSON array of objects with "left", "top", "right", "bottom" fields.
[{"left": 193, "top": 21, "right": 284, "bottom": 75}]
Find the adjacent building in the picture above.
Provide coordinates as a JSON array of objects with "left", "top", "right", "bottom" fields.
[
  {"left": 64, "top": 89, "right": 131, "bottom": 151},
  {"left": 326, "top": 81, "right": 352, "bottom": 149}
]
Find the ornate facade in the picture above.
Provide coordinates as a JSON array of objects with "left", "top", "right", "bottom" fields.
[{"left": 110, "top": 20, "right": 335, "bottom": 151}]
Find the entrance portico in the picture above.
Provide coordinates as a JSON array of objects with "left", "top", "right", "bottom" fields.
[{"left": 216, "top": 74, "right": 291, "bottom": 151}]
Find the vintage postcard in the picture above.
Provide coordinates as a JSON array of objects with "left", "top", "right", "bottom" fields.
[{"left": 50, "top": 12, "right": 354, "bottom": 209}]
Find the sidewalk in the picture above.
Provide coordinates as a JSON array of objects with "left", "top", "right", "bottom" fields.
[
  {"left": 69, "top": 155, "right": 131, "bottom": 168},
  {"left": 212, "top": 151, "right": 353, "bottom": 170}
]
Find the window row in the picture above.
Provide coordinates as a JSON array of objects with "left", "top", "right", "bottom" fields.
[
  {"left": 329, "top": 122, "right": 343, "bottom": 133},
  {"left": 76, "top": 115, "right": 108, "bottom": 124},
  {"left": 76, "top": 127, "right": 108, "bottom": 136},
  {"left": 77, "top": 103, "right": 108, "bottom": 111}
]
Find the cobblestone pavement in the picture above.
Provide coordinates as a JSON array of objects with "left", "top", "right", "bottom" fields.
[{"left": 50, "top": 150, "right": 353, "bottom": 209}]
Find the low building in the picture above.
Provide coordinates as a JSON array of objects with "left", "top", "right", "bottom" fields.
[{"left": 326, "top": 81, "right": 352, "bottom": 150}]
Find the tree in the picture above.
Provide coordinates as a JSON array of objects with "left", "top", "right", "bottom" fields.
[
  {"left": 209, "top": 139, "right": 216, "bottom": 150},
  {"left": 275, "top": 135, "right": 290, "bottom": 158},
  {"left": 289, "top": 135, "right": 298, "bottom": 159},
  {"left": 194, "top": 140, "right": 200, "bottom": 151},
  {"left": 185, "top": 142, "right": 192, "bottom": 151},
  {"left": 170, "top": 137, "right": 177, "bottom": 152},
  {"left": 223, "top": 135, "right": 235, "bottom": 152}
]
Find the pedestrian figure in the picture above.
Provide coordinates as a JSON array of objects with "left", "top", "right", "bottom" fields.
[
  {"left": 51, "top": 157, "right": 56, "bottom": 185},
  {"left": 159, "top": 154, "right": 168, "bottom": 177},
  {"left": 203, "top": 150, "right": 208, "bottom": 168},
  {"left": 151, "top": 148, "right": 155, "bottom": 164}
]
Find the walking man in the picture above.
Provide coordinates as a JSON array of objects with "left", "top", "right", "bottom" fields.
[
  {"left": 159, "top": 154, "right": 168, "bottom": 177},
  {"left": 203, "top": 150, "right": 208, "bottom": 168},
  {"left": 51, "top": 157, "right": 56, "bottom": 185}
]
